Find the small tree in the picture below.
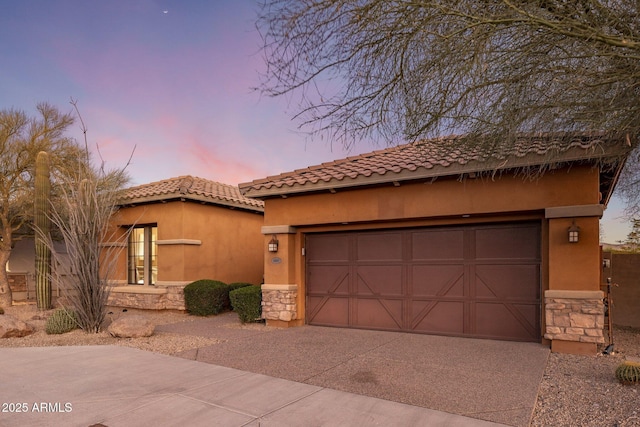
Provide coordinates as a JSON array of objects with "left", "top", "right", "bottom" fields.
[
  {"left": 624, "top": 219, "right": 640, "bottom": 252},
  {"left": 0, "top": 103, "right": 80, "bottom": 308}
]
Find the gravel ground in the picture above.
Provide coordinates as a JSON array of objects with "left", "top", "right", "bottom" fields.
[
  {"left": 531, "top": 326, "right": 640, "bottom": 427},
  {"left": 1, "top": 303, "right": 639, "bottom": 426},
  {"left": 0, "top": 304, "right": 219, "bottom": 356}
]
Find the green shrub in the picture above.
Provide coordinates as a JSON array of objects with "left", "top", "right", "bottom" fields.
[
  {"left": 45, "top": 308, "right": 79, "bottom": 334},
  {"left": 615, "top": 361, "right": 640, "bottom": 385},
  {"left": 228, "top": 282, "right": 253, "bottom": 292},
  {"left": 230, "top": 285, "right": 262, "bottom": 323},
  {"left": 183, "top": 279, "right": 229, "bottom": 316},
  {"left": 227, "top": 283, "right": 254, "bottom": 310}
]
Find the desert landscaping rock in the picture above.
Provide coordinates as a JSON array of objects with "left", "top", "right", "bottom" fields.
[
  {"left": 0, "top": 314, "right": 34, "bottom": 338},
  {"left": 0, "top": 305, "right": 218, "bottom": 355},
  {"left": 108, "top": 314, "right": 155, "bottom": 338}
]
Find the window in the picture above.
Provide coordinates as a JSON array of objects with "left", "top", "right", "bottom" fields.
[{"left": 128, "top": 225, "right": 157, "bottom": 285}]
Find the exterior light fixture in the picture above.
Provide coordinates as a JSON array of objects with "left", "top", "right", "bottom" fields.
[
  {"left": 268, "top": 235, "right": 279, "bottom": 253},
  {"left": 568, "top": 221, "right": 580, "bottom": 243}
]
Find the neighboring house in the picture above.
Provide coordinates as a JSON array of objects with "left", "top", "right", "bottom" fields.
[
  {"left": 239, "top": 133, "right": 633, "bottom": 355},
  {"left": 6, "top": 238, "right": 73, "bottom": 302},
  {"left": 105, "top": 175, "right": 264, "bottom": 310}
]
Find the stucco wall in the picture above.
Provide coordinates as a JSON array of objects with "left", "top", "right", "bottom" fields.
[
  {"left": 263, "top": 166, "right": 600, "bottom": 226},
  {"left": 107, "top": 200, "right": 264, "bottom": 286},
  {"left": 548, "top": 216, "right": 601, "bottom": 291}
]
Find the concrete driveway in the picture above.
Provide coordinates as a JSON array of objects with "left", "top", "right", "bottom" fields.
[
  {"left": 2, "top": 345, "right": 512, "bottom": 427},
  {"left": 0, "top": 312, "right": 549, "bottom": 426},
  {"left": 159, "top": 312, "right": 550, "bottom": 426}
]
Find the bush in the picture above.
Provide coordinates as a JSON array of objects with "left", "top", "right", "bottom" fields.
[
  {"left": 227, "top": 283, "right": 254, "bottom": 310},
  {"left": 0, "top": 307, "right": 4, "bottom": 315},
  {"left": 45, "top": 308, "right": 79, "bottom": 334},
  {"left": 183, "top": 279, "right": 229, "bottom": 316},
  {"left": 230, "top": 285, "right": 262, "bottom": 323},
  {"left": 228, "top": 282, "right": 253, "bottom": 292}
]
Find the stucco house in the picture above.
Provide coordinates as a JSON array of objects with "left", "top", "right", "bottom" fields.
[
  {"left": 239, "top": 133, "right": 633, "bottom": 355},
  {"left": 105, "top": 175, "right": 264, "bottom": 310}
]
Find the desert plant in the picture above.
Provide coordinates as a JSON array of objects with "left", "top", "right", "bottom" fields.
[
  {"left": 183, "top": 279, "right": 229, "bottom": 316},
  {"left": 615, "top": 361, "right": 640, "bottom": 385},
  {"left": 229, "top": 285, "right": 262, "bottom": 323},
  {"left": 35, "top": 151, "right": 52, "bottom": 310},
  {"left": 0, "top": 307, "right": 4, "bottom": 315},
  {"left": 45, "top": 308, "right": 79, "bottom": 335},
  {"left": 35, "top": 100, "right": 132, "bottom": 333}
]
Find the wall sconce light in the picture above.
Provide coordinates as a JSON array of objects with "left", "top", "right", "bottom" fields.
[
  {"left": 568, "top": 221, "right": 580, "bottom": 243},
  {"left": 268, "top": 235, "right": 279, "bottom": 252}
]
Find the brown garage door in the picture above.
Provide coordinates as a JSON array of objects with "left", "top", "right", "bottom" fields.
[{"left": 306, "top": 222, "right": 541, "bottom": 341}]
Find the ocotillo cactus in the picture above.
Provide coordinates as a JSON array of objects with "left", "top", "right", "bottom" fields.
[{"left": 35, "top": 151, "right": 52, "bottom": 310}]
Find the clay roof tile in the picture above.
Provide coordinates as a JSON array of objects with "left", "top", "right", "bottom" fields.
[
  {"left": 120, "top": 175, "right": 263, "bottom": 211},
  {"left": 238, "top": 132, "right": 631, "bottom": 199}
]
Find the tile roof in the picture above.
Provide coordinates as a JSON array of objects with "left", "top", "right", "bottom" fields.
[
  {"left": 239, "top": 133, "right": 632, "bottom": 199},
  {"left": 119, "top": 176, "right": 264, "bottom": 212}
]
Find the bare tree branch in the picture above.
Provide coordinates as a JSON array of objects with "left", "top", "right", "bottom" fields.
[{"left": 256, "top": 0, "right": 640, "bottom": 212}]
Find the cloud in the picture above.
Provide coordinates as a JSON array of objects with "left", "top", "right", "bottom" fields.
[
  {"left": 182, "top": 135, "right": 268, "bottom": 185},
  {"left": 4, "top": 1, "right": 366, "bottom": 189}
]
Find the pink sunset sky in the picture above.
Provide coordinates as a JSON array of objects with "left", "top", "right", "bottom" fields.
[{"left": 0, "top": 0, "right": 631, "bottom": 242}]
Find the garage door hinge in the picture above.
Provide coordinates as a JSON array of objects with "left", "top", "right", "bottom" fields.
[{"left": 302, "top": 247, "right": 305, "bottom": 256}]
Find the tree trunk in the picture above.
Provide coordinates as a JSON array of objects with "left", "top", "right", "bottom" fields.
[{"left": 0, "top": 248, "right": 12, "bottom": 308}]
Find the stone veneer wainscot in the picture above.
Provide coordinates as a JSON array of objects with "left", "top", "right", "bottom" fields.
[{"left": 107, "top": 283, "right": 186, "bottom": 311}]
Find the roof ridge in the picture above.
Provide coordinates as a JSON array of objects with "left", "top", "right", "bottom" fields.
[
  {"left": 135, "top": 175, "right": 243, "bottom": 191},
  {"left": 178, "top": 176, "right": 194, "bottom": 194},
  {"left": 125, "top": 175, "right": 191, "bottom": 190},
  {"left": 120, "top": 175, "right": 264, "bottom": 211}
]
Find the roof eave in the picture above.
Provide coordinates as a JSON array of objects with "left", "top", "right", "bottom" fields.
[
  {"left": 118, "top": 193, "right": 264, "bottom": 213},
  {"left": 600, "top": 158, "right": 628, "bottom": 208},
  {"left": 241, "top": 146, "right": 631, "bottom": 200}
]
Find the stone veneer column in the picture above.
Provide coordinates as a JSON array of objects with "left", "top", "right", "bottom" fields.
[
  {"left": 261, "top": 284, "right": 297, "bottom": 324},
  {"left": 544, "top": 206, "right": 604, "bottom": 354},
  {"left": 544, "top": 290, "right": 605, "bottom": 350},
  {"left": 261, "top": 225, "right": 301, "bottom": 327}
]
